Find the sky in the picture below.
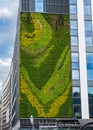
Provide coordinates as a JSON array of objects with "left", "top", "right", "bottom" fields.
[{"left": 0, "top": 0, "right": 19, "bottom": 96}]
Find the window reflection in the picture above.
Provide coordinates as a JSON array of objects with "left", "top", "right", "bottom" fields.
[
  {"left": 87, "top": 70, "right": 93, "bottom": 80},
  {"left": 85, "top": 21, "right": 92, "bottom": 30},
  {"left": 87, "top": 63, "right": 93, "bottom": 69},
  {"left": 87, "top": 53, "right": 93, "bottom": 80},
  {"left": 85, "top": 37, "right": 92, "bottom": 46},
  {"left": 71, "top": 36, "right": 78, "bottom": 45},
  {"left": 71, "top": 53, "right": 78, "bottom": 62},
  {"left": 71, "top": 30, "right": 78, "bottom": 36},
  {"left": 73, "top": 87, "right": 80, "bottom": 97},
  {"left": 88, "top": 87, "right": 93, "bottom": 97},
  {"left": 73, "top": 105, "right": 81, "bottom": 117},
  {"left": 84, "top": 0, "right": 91, "bottom": 5},
  {"left": 72, "top": 63, "right": 79, "bottom": 69},
  {"left": 70, "top": 0, "right": 77, "bottom": 4},
  {"left": 70, "top": 20, "right": 77, "bottom": 29},
  {"left": 84, "top": 6, "right": 91, "bottom": 15},
  {"left": 72, "top": 70, "right": 79, "bottom": 80},
  {"left": 89, "top": 105, "right": 93, "bottom": 117},
  {"left": 86, "top": 53, "right": 93, "bottom": 63},
  {"left": 35, "top": 0, "right": 43, "bottom": 12},
  {"left": 70, "top": 5, "right": 77, "bottom": 14},
  {"left": 85, "top": 30, "right": 92, "bottom": 36}
]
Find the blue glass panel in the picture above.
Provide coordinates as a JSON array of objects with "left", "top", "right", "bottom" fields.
[
  {"left": 84, "top": 6, "right": 91, "bottom": 15},
  {"left": 86, "top": 53, "right": 93, "bottom": 63},
  {"left": 70, "top": 20, "right": 77, "bottom": 29},
  {"left": 71, "top": 36, "right": 78, "bottom": 45},
  {"left": 71, "top": 53, "right": 78, "bottom": 62},
  {"left": 72, "top": 63, "right": 79, "bottom": 69},
  {"left": 70, "top": 5, "right": 77, "bottom": 14},
  {"left": 72, "top": 70, "right": 79, "bottom": 80},
  {"left": 88, "top": 87, "right": 93, "bottom": 97},
  {"left": 70, "top": 0, "right": 77, "bottom": 4},
  {"left": 85, "top": 21, "right": 92, "bottom": 30},
  {"left": 35, "top": 0, "right": 43, "bottom": 12},
  {"left": 85, "top": 30, "right": 92, "bottom": 36},
  {"left": 87, "top": 63, "right": 93, "bottom": 69},
  {"left": 71, "top": 30, "right": 78, "bottom": 36},
  {"left": 73, "top": 87, "right": 80, "bottom": 97},
  {"left": 84, "top": 0, "right": 91, "bottom": 5},
  {"left": 89, "top": 105, "right": 93, "bottom": 117},
  {"left": 87, "top": 70, "right": 93, "bottom": 80},
  {"left": 89, "top": 99, "right": 93, "bottom": 104},
  {"left": 85, "top": 37, "right": 92, "bottom": 46},
  {"left": 73, "top": 98, "right": 80, "bottom": 104}
]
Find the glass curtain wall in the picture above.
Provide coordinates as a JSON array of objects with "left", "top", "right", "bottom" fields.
[
  {"left": 84, "top": 0, "right": 93, "bottom": 118},
  {"left": 70, "top": 0, "right": 81, "bottom": 117}
]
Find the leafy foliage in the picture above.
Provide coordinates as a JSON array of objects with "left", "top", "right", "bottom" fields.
[{"left": 19, "top": 12, "right": 72, "bottom": 118}]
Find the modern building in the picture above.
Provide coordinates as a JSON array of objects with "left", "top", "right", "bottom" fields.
[
  {"left": 1, "top": 0, "right": 93, "bottom": 130},
  {"left": 1, "top": 73, "right": 11, "bottom": 130},
  {"left": 1, "top": 15, "right": 19, "bottom": 130}
]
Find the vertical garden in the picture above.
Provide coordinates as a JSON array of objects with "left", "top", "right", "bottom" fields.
[{"left": 19, "top": 12, "right": 72, "bottom": 118}]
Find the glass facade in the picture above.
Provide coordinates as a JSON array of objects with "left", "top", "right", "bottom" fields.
[
  {"left": 21, "top": 0, "right": 69, "bottom": 14},
  {"left": 70, "top": 0, "right": 81, "bottom": 117},
  {"left": 70, "top": 0, "right": 93, "bottom": 118},
  {"left": 84, "top": 0, "right": 93, "bottom": 118},
  {"left": 85, "top": 20, "right": 92, "bottom": 46}
]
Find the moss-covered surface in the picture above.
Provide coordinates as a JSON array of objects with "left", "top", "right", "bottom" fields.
[{"left": 19, "top": 12, "right": 72, "bottom": 118}]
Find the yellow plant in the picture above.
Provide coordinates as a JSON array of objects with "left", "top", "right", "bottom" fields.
[{"left": 20, "top": 76, "right": 71, "bottom": 117}]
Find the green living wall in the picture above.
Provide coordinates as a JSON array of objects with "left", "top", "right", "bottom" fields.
[{"left": 19, "top": 12, "right": 72, "bottom": 118}]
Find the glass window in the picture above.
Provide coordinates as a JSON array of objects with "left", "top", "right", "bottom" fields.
[
  {"left": 86, "top": 53, "right": 93, "bottom": 63},
  {"left": 84, "top": 6, "right": 91, "bottom": 15},
  {"left": 73, "top": 87, "right": 80, "bottom": 97},
  {"left": 72, "top": 70, "right": 79, "bottom": 80},
  {"left": 72, "top": 63, "right": 79, "bottom": 69},
  {"left": 73, "top": 105, "right": 81, "bottom": 117},
  {"left": 35, "top": 0, "right": 43, "bottom": 12},
  {"left": 88, "top": 87, "right": 93, "bottom": 97},
  {"left": 70, "top": 0, "right": 77, "bottom": 4},
  {"left": 85, "top": 30, "right": 92, "bottom": 36},
  {"left": 84, "top": 0, "right": 91, "bottom": 5},
  {"left": 85, "top": 21, "right": 92, "bottom": 30},
  {"left": 71, "top": 30, "right": 78, "bottom": 36},
  {"left": 89, "top": 105, "right": 93, "bottom": 117},
  {"left": 85, "top": 37, "right": 92, "bottom": 46},
  {"left": 73, "top": 98, "right": 81, "bottom": 104},
  {"left": 87, "top": 63, "right": 93, "bottom": 69},
  {"left": 87, "top": 70, "right": 93, "bottom": 80},
  {"left": 70, "top": 5, "right": 77, "bottom": 14},
  {"left": 71, "top": 36, "right": 78, "bottom": 45},
  {"left": 70, "top": 20, "right": 78, "bottom": 29},
  {"left": 71, "top": 53, "right": 78, "bottom": 62}
]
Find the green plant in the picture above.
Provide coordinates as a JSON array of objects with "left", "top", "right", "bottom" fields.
[{"left": 19, "top": 12, "right": 72, "bottom": 117}]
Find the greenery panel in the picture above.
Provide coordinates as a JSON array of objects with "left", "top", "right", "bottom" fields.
[{"left": 19, "top": 12, "right": 72, "bottom": 118}]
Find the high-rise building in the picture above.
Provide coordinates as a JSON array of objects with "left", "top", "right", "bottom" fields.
[
  {"left": 1, "top": 71, "right": 12, "bottom": 130},
  {"left": 1, "top": 0, "right": 93, "bottom": 130}
]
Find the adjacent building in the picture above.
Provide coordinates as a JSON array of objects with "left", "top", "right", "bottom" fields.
[
  {"left": 1, "top": 0, "right": 93, "bottom": 130},
  {"left": 1, "top": 14, "right": 19, "bottom": 130},
  {"left": 1, "top": 73, "right": 11, "bottom": 130}
]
